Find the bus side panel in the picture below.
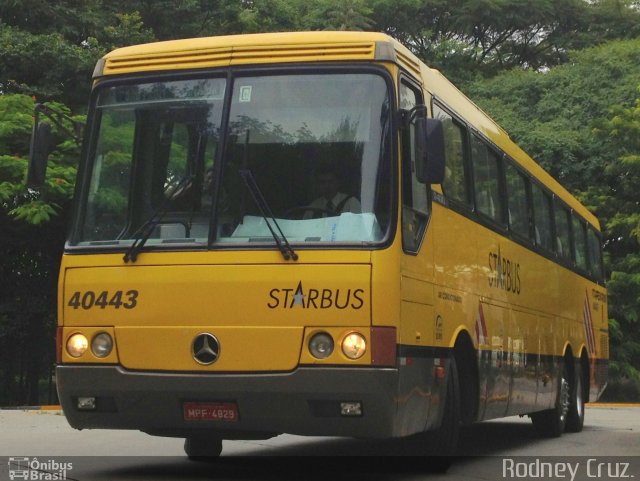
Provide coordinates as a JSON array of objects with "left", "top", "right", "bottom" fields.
[
  {"left": 537, "top": 312, "right": 557, "bottom": 411},
  {"left": 396, "top": 297, "right": 435, "bottom": 435},
  {"left": 506, "top": 309, "right": 540, "bottom": 416},
  {"left": 395, "top": 204, "right": 444, "bottom": 437},
  {"left": 476, "top": 302, "right": 510, "bottom": 420},
  {"left": 431, "top": 201, "right": 566, "bottom": 421}
]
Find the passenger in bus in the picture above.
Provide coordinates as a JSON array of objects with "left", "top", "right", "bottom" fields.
[{"left": 303, "top": 166, "right": 361, "bottom": 219}]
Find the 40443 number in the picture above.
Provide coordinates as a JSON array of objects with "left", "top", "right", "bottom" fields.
[{"left": 67, "top": 290, "right": 139, "bottom": 310}]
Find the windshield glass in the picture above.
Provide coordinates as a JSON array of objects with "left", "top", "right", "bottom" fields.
[
  {"left": 75, "top": 78, "right": 225, "bottom": 246},
  {"left": 72, "top": 71, "right": 392, "bottom": 249}
]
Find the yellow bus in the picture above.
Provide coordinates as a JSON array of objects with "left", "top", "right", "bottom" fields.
[{"left": 31, "top": 31, "right": 608, "bottom": 458}]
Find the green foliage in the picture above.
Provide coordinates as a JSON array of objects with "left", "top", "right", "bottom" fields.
[
  {"left": 237, "top": 0, "right": 303, "bottom": 33},
  {"left": 10, "top": 200, "right": 60, "bottom": 225},
  {"left": 308, "top": 0, "right": 374, "bottom": 31},
  {"left": 466, "top": 39, "right": 640, "bottom": 188},
  {"left": 0, "top": 155, "right": 28, "bottom": 185},
  {"left": 469, "top": 52, "right": 640, "bottom": 384},
  {"left": 372, "top": 0, "right": 640, "bottom": 83},
  {"left": 0, "top": 24, "right": 103, "bottom": 106},
  {"left": 1, "top": 0, "right": 640, "bottom": 403},
  {"left": 600, "top": 378, "right": 640, "bottom": 402},
  {"left": 0, "top": 94, "right": 80, "bottom": 221},
  {"left": 102, "top": 12, "right": 155, "bottom": 48},
  {"left": 0, "top": 93, "right": 79, "bottom": 404},
  {"left": 0, "top": 94, "right": 33, "bottom": 155},
  {"left": 112, "top": 0, "right": 246, "bottom": 39},
  {"left": 597, "top": 90, "right": 640, "bottom": 382}
]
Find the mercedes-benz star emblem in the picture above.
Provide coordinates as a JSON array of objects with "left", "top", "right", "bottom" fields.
[{"left": 192, "top": 333, "right": 220, "bottom": 365}]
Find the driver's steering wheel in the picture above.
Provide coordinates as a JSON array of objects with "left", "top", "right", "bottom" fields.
[{"left": 284, "top": 205, "right": 335, "bottom": 219}]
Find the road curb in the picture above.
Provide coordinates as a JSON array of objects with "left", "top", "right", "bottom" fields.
[{"left": 587, "top": 402, "right": 640, "bottom": 407}]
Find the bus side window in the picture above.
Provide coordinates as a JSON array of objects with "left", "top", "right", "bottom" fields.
[
  {"left": 554, "top": 202, "right": 571, "bottom": 261},
  {"left": 572, "top": 216, "right": 588, "bottom": 271},
  {"left": 505, "top": 161, "right": 530, "bottom": 239},
  {"left": 587, "top": 227, "right": 604, "bottom": 281},
  {"left": 532, "top": 183, "right": 553, "bottom": 252},
  {"left": 432, "top": 104, "right": 469, "bottom": 206},
  {"left": 400, "top": 81, "right": 429, "bottom": 253},
  {"left": 471, "top": 134, "right": 504, "bottom": 224}
]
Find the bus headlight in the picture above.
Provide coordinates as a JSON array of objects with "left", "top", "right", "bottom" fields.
[
  {"left": 309, "top": 332, "right": 334, "bottom": 359},
  {"left": 91, "top": 333, "right": 113, "bottom": 358},
  {"left": 66, "top": 334, "right": 88, "bottom": 358},
  {"left": 342, "top": 332, "right": 366, "bottom": 360}
]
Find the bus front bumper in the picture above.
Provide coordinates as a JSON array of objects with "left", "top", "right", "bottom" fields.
[{"left": 56, "top": 365, "right": 399, "bottom": 439}]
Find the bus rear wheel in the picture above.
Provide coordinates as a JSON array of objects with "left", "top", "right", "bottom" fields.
[
  {"left": 531, "top": 362, "right": 571, "bottom": 438},
  {"left": 184, "top": 436, "right": 223, "bottom": 460},
  {"left": 565, "top": 364, "right": 585, "bottom": 432}
]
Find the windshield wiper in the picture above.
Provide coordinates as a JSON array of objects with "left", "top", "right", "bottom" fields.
[
  {"left": 123, "top": 175, "right": 194, "bottom": 263},
  {"left": 238, "top": 168, "right": 298, "bottom": 261}
]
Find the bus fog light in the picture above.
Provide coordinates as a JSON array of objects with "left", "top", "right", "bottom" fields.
[
  {"left": 77, "top": 397, "right": 96, "bottom": 410},
  {"left": 342, "top": 332, "right": 366, "bottom": 359},
  {"left": 309, "top": 332, "right": 334, "bottom": 359},
  {"left": 92, "top": 333, "right": 113, "bottom": 358},
  {"left": 66, "top": 334, "right": 88, "bottom": 357},
  {"left": 340, "top": 402, "right": 362, "bottom": 416}
]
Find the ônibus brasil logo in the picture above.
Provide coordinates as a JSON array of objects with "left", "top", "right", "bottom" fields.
[{"left": 7, "top": 457, "right": 73, "bottom": 480}]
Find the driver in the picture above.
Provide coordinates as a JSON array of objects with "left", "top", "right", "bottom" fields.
[{"left": 303, "top": 167, "right": 361, "bottom": 219}]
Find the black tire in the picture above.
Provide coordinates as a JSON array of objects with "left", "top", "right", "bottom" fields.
[
  {"left": 402, "top": 357, "right": 460, "bottom": 472},
  {"left": 184, "top": 437, "right": 223, "bottom": 460},
  {"left": 531, "top": 361, "right": 571, "bottom": 438},
  {"left": 566, "top": 364, "right": 585, "bottom": 433},
  {"left": 427, "top": 356, "right": 461, "bottom": 458}
]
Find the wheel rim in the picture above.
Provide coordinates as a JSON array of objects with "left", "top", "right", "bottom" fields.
[
  {"left": 559, "top": 376, "right": 570, "bottom": 422},
  {"left": 575, "top": 375, "right": 584, "bottom": 418}
]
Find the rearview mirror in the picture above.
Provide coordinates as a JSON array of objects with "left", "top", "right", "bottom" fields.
[
  {"left": 27, "top": 121, "right": 52, "bottom": 188},
  {"left": 415, "top": 117, "right": 445, "bottom": 185}
]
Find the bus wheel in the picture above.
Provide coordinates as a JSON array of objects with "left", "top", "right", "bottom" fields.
[
  {"left": 531, "top": 363, "right": 571, "bottom": 438},
  {"left": 403, "top": 357, "right": 460, "bottom": 471},
  {"left": 427, "top": 356, "right": 461, "bottom": 457},
  {"left": 565, "top": 364, "right": 585, "bottom": 432},
  {"left": 184, "top": 437, "right": 223, "bottom": 460}
]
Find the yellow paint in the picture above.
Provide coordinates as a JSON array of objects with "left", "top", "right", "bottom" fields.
[
  {"left": 62, "top": 31, "right": 608, "bottom": 383},
  {"left": 116, "top": 326, "right": 302, "bottom": 371},
  {"left": 63, "top": 262, "right": 371, "bottom": 328}
]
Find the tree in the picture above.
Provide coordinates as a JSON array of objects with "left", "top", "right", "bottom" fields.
[
  {"left": 0, "top": 25, "right": 100, "bottom": 106},
  {"left": 371, "top": 0, "right": 640, "bottom": 83},
  {"left": 235, "top": 0, "right": 303, "bottom": 33},
  {"left": 0, "top": 94, "right": 79, "bottom": 404},
  {"left": 1, "top": 0, "right": 639, "bottom": 404},
  {"left": 590, "top": 89, "right": 640, "bottom": 382},
  {"left": 467, "top": 41, "right": 640, "bottom": 387},
  {"left": 307, "top": 0, "right": 374, "bottom": 31},
  {"left": 466, "top": 39, "right": 640, "bottom": 188}
]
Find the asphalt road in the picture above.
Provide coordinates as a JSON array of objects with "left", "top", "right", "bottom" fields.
[{"left": 1, "top": 406, "right": 638, "bottom": 480}]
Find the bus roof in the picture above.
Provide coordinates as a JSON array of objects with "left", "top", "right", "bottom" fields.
[
  {"left": 98, "top": 31, "right": 390, "bottom": 76},
  {"left": 97, "top": 31, "right": 599, "bottom": 229}
]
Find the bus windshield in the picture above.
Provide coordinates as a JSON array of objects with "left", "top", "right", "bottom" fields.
[{"left": 73, "top": 71, "right": 393, "bottom": 249}]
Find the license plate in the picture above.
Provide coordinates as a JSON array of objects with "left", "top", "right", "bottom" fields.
[{"left": 183, "top": 402, "right": 239, "bottom": 422}]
